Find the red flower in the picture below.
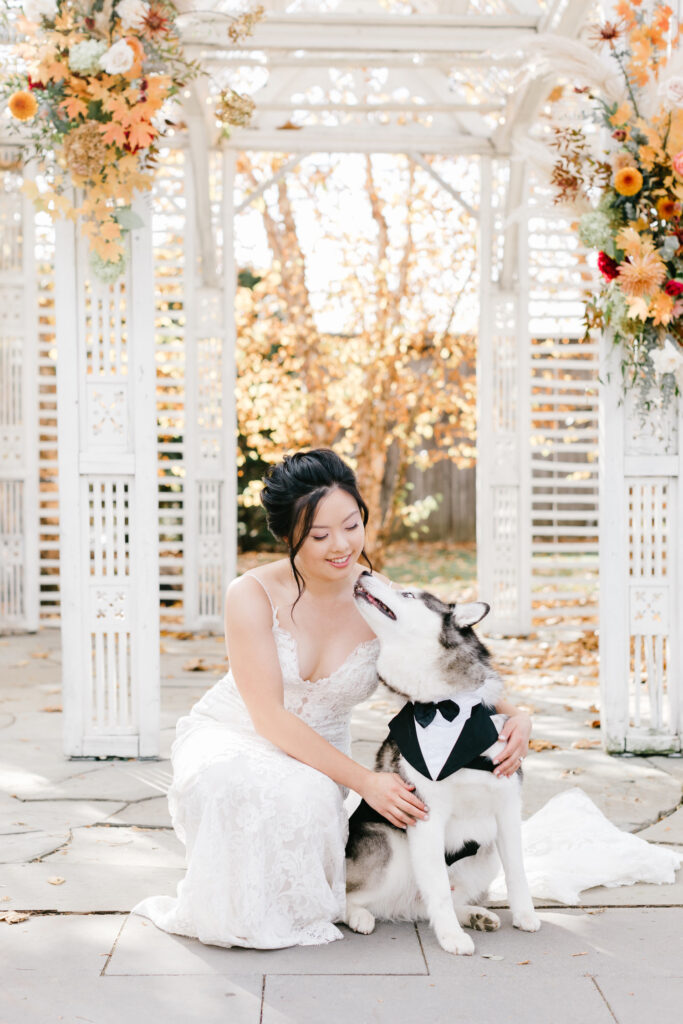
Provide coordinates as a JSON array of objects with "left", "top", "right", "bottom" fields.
[
  {"left": 598, "top": 251, "right": 620, "bottom": 280},
  {"left": 612, "top": 129, "right": 627, "bottom": 141},
  {"left": 664, "top": 279, "right": 683, "bottom": 295},
  {"left": 27, "top": 76, "right": 46, "bottom": 91}
]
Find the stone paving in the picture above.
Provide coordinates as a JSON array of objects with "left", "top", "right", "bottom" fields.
[{"left": 1, "top": 627, "right": 682, "bottom": 1024}]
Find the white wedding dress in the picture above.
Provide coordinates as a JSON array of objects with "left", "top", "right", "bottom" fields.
[
  {"left": 130, "top": 576, "right": 380, "bottom": 949},
  {"left": 131, "top": 576, "right": 681, "bottom": 948}
]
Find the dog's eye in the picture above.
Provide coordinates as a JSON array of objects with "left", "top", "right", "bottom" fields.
[{"left": 402, "top": 591, "right": 417, "bottom": 599}]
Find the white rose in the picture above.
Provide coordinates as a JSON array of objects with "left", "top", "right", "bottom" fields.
[
  {"left": 116, "top": 0, "right": 149, "bottom": 31},
  {"left": 99, "top": 39, "right": 136, "bottom": 76},
  {"left": 650, "top": 338, "right": 683, "bottom": 376},
  {"left": 658, "top": 75, "right": 683, "bottom": 106},
  {"left": 23, "top": 0, "right": 58, "bottom": 21}
]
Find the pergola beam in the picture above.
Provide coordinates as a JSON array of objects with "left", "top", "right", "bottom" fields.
[
  {"left": 184, "top": 51, "right": 526, "bottom": 70},
  {"left": 179, "top": 12, "right": 539, "bottom": 53},
  {"left": 222, "top": 127, "right": 498, "bottom": 155},
  {"left": 254, "top": 100, "right": 505, "bottom": 114}
]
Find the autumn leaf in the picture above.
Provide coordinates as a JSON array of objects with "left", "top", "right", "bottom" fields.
[
  {"left": 1, "top": 911, "right": 30, "bottom": 924},
  {"left": 47, "top": 876, "right": 65, "bottom": 885},
  {"left": 99, "top": 121, "right": 127, "bottom": 148},
  {"left": 60, "top": 95, "right": 88, "bottom": 120},
  {"left": 609, "top": 102, "right": 632, "bottom": 127},
  {"left": 528, "top": 738, "right": 559, "bottom": 752},
  {"left": 100, "top": 220, "right": 122, "bottom": 241},
  {"left": 127, "top": 121, "right": 157, "bottom": 151},
  {"left": 651, "top": 291, "right": 675, "bottom": 326}
]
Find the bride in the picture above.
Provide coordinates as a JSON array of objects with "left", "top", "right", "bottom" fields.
[{"left": 131, "top": 448, "right": 531, "bottom": 949}]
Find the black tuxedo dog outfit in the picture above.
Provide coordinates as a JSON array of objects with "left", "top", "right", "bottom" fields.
[{"left": 347, "top": 699, "right": 500, "bottom": 865}]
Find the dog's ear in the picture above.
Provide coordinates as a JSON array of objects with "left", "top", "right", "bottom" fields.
[{"left": 451, "top": 602, "right": 490, "bottom": 628}]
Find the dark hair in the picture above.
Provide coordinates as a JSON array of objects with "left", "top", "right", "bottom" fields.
[{"left": 260, "top": 449, "right": 372, "bottom": 611}]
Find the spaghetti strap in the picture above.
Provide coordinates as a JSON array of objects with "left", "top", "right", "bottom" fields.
[{"left": 245, "top": 573, "right": 278, "bottom": 624}]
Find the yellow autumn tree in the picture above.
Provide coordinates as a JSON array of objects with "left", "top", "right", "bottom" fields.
[{"left": 235, "top": 152, "right": 479, "bottom": 564}]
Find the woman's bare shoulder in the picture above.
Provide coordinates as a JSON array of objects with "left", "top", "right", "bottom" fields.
[{"left": 225, "top": 560, "right": 291, "bottom": 613}]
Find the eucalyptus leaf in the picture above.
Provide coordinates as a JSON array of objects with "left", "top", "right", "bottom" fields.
[
  {"left": 114, "top": 207, "right": 145, "bottom": 231},
  {"left": 659, "top": 235, "right": 679, "bottom": 260}
]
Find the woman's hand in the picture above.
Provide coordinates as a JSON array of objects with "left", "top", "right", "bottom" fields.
[
  {"left": 493, "top": 711, "right": 532, "bottom": 777},
  {"left": 360, "top": 772, "right": 428, "bottom": 829}
]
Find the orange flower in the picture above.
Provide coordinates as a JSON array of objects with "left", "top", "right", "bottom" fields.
[
  {"left": 656, "top": 196, "right": 680, "bottom": 220},
  {"left": 618, "top": 250, "right": 667, "bottom": 298},
  {"left": 8, "top": 90, "right": 38, "bottom": 121},
  {"left": 614, "top": 166, "right": 643, "bottom": 196}
]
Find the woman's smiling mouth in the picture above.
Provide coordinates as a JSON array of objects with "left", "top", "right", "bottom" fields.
[{"left": 326, "top": 554, "right": 352, "bottom": 568}]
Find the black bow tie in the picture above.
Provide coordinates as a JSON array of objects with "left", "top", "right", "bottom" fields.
[{"left": 413, "top": 699, "right": 460, "bottom": 728}]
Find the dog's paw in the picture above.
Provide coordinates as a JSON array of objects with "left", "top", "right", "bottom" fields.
[
  {"left": 512, "top": 909, "right": 541, "bottom": 932},
  {"left": 436, "top": 928, "right": 475, "bottom": 956},
  {"left": 346, "top": 906, "right": 376, "bottom": 935},
  {"left": 463, "top": 908, "right": 500, "bottom": 932}
]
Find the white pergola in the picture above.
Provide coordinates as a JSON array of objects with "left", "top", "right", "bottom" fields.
[{"left": 1, "top": 0, "right": 681, "bottom": 756}]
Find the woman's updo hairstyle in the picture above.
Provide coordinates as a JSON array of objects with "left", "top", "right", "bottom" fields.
[{"left": 260, "top": 448, "right": 372, "bottom": 609}]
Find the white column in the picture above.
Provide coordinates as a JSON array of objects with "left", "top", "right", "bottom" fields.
[
  {"left": 0, "top": 146, "right": 39, "bottom": 632},
  {"left": 183, "top": 146, "right": 237, "bottom": 630},
  {"left": 477, "top": 155, "right": 531, "bottom": 635},
  {"left": 56, "top": 193, "right": 160, "bottom": 757},
  {"left": 599, "top": 331, "right": 682, "bottom": 753}
]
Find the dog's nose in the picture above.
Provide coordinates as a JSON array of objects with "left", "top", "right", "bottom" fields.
[{"left": 360, "top": 569, "right": 372, "bottom": 577}]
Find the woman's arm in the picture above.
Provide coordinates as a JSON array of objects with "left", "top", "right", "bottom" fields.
[
  {"left": 492, "top": 696, "right": 532, "bottom": 777},
  {"left": 224, "top": 576, "right": 428, "bottom": 829}
]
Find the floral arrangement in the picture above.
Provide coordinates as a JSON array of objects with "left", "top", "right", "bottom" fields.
[
  {"left": 2, "top": 1, "right": 263, "bottom": 282},
  {"left": 541, "top": 1, "right": 683, "bottom": 416}
]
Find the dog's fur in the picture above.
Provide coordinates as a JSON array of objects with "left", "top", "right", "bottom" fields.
[{"left": 344, "top": 573, "right": 540, "bottom": 956}]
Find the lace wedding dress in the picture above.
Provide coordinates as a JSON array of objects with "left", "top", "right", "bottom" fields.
[
  {"left": 130, "top": 576, "right": 380, "bottom": 949},
  {"left": 131, "top": 574, "right": 681, "bottom": 947}
]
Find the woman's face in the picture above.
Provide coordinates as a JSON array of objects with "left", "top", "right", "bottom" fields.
[{"left": 294, "top": 486, "right": 365, "bottom": 583}]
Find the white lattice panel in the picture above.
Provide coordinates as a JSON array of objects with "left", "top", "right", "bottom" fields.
[
  {"left": 0, "top": 153, "right": 38, "bottom": 631},
  {"left": 153, "top": 148, "right": 187, "bottom": 628},
  {"left": 477, "top": 156, "right": 529, "bottom": 635},
  {"left": 529, "top": 336, "right": 599, "bottom": 631},
  {"left": 85, "top": 477, "right": 133, "bottom": 733},
  {"left": 626, "top": 478, "right": 674, "bottom": 736},
  {"left": 183, "top": 147, "right": 235, "bottom": 630},
  {"left": 57, "top": 193, "right": 159, "bottom": 756},
  {"left": 600, "top": 324, "right": 682, "bottom": 753}
]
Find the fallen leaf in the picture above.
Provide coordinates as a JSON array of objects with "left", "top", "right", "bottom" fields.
[
  {"left": 588, "top": 704, "right": 599, "bottom": 713},
  {"left": 31, "top": 651, "right": 50, "bottom": 659},
  {"left": 0, "top": 911, "right": 30, "bottom": 924},
  {"left": 529, "top": 738, "right": 559, "bottom": 752},
  {"left": 572, "top": 738, "right": 601, "bottom": 749},
  {"left": 563, "top": 704, "right": 574, "bottom": 712},
  {"left": 12, "top": 660, "right": 29, "bottom": 668},
  {"left": 40, "top": 706, "right": 62, "bottom": 713},
  {"left": 47, "top": 877, "right": 65, "bottom": 885},
  {"left": 571, "top": 951, "right": 588, "bottom": 957},
  {"left": 517, "top": 959, "right": 531, "bottom": 965},
  {"left": 182, "top": 658, "right": 209, "bottom": 671},
  {"left": 589, "top": 719, "right": 601, "bottom": 729},
  {"left": 481, "top": 953, "right": 504, "bottom": 960}
]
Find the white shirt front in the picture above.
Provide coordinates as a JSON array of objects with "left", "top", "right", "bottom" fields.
[{"left": 415, "top": 694, "right": 484, "bottom": 779}]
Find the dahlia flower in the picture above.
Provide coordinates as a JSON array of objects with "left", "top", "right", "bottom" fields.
[
  {"left": 617, "top": 250, "right": 667, "bottom": 298},
  {"left": 9, "top": 91, "right": 38, "bottom": 121},
  {"left": 614, "top": 167, "right": 643, "bottom": 196}
]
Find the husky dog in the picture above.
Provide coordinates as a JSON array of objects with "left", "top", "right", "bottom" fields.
[{"left": 345, "top": 572, "right": 540, "bottom": 956}]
